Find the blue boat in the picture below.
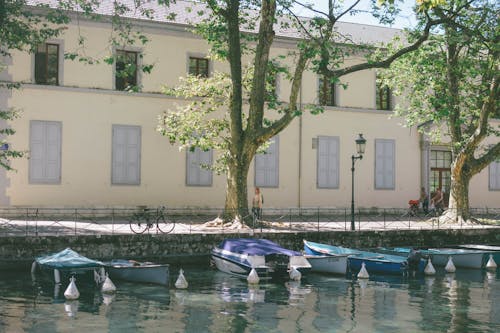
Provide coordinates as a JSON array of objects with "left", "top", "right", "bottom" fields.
[
  {"left": 211, "top": 238, "right": 311, "bottom": 281},
  {"left": 377, "top": 247, "right": 486, "bottom": 269},
  {"left": 303, "top": 240, "right": 424, "bottom": 276}
]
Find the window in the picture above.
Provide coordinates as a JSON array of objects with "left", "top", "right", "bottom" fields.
[
  {"left": 375, "top": 139, "right": 395, "bottom": 189},
  {"left": 35, "top": 43, "right": 59, "bottom": 85},
  {"left": 376, "top": 79, "right": 392, "bottom": 110},
  {"left": 186, "top": 148, "right": 213, "bottom": 186},
  {"left": 29, "top": 120, "right": 61, "bottom": 183},
  {"left": 112, "top": 125, "right": 141, "bottom": 185},
  {"left": 115, "top": 50, "right": 138, "bottom": 91},
  {"left": 188, "top": 57, "right": 209, "bottom": 77},
  {"left": 318, "top": 76, "right": 336, "bottom": 106},
  {"left": 317, "top": 136, "right": 339, "bottom": 188},
  {"left": 255, "top": 136, "right": 279, "bottom": 187},
  {"left": 489, "top": 160, "right": 500, "bottom": 190}
]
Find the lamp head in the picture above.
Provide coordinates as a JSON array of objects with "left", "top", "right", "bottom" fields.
[{"left": 355, "top": 133, "right": 366, "bottom": 155}]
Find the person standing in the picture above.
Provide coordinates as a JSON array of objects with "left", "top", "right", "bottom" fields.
[
  {"left": 419, "top": 187, "right": 429, "bottom": 214},
  {"left": 252, "top": 187, "right": 263, "bottom": 221}
]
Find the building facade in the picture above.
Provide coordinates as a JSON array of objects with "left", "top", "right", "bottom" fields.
[{"left": 1, "top": 1, "right": 499, "bottom": 209}]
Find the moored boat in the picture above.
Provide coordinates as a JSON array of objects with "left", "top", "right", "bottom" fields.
[
  {"left": 105, "top": 259, "right": 170, "bottom": 286},
  {"left": 33, "top": 248, "right": 105, "bottom": 287},
  {"left": 304, "top": 240, "right": 424, "bottom": 276},
  {"left": 380, "top": 247, "right": 486, "bottom": 269},
  {"left": 457, "top": 244, "right": 500, "bottom": 265},
  {"left": 303, "top": 240, "right": 348, "bottom": 274},
  {"left": 211, "top": 238, "right": 311, "bottom": 281}
]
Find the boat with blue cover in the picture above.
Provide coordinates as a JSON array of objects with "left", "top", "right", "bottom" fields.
[
  {"left": 303, "top": 240, "right": 425, "bottom": 276},
  {"left": 211, "top": 238, "right": 311, "bottom": 280},
  {"left": 376, "top": 247, "right": 487, "bottom": 269},
  {"left": 33, "top": 248, "right": 105, "bottom": 287}
]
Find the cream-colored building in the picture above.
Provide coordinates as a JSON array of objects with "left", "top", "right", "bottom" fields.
[{"left": 1, "top": 0, "right": 499, "bottom": 209}]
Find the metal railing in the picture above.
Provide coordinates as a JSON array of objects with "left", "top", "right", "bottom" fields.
[{"left": 0, "top": 206, "right": 498, "bottom": 237}]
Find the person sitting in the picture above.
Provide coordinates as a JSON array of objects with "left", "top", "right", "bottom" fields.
[
  {"left": 419, "top": 187, "right": 429, "bottom": 214},
  {"left": 431, "top": 187, "right": 444, "bottom": 213}
]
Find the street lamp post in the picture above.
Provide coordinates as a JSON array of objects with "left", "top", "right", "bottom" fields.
[{"left": 351, "top": 133, "right": 366, "bottom": 231}]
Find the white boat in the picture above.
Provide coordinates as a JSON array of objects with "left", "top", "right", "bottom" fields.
[
  {"left": 211, "top": 238, "right": 311, "bottom": 281},
  {"left": 105, "top": 260, "right": 170, "bottom": 286},
  {"left": 304, "top": 254, "right": 348, "bottom": 275}
]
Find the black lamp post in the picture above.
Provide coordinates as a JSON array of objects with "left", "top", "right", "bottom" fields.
[{"left": 351, "top": 133, "right": 366, "bottom": 231}]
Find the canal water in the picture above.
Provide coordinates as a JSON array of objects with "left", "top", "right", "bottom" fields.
[{"left": 1, "top": 266, "right": 499, "bottom": 333}]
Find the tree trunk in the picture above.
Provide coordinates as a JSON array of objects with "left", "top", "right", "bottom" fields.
[
  {"left": 442, "top": 156, "right": 472, "bottom": 223},
  {"left": 223, "top": 152, "right": 252, "bottom": 222}
]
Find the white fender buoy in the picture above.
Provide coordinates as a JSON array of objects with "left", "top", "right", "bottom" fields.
[
  {"left": 289, "top": 267, "right": 302, "bottom": 281},
  {"left": 486, "top": 254, "right": 497, "bottom": 270},
  {"left": 64, "top": 276, "right": 80, "bottom": 300},
  {"left": 247, "top": 268, "right": 260, "bottom": 284},
  {"left": 424, "top": 258, "right": 436, "bottom": 275},
  {"left": 101, "top": 273, "right": 116, "bottom": 293},
  {"left": 357, "top": 262, "right": 369, "bottom": 279},
  {"left": 31, "top": 261, "right": 37, "bottom": 274},
  {"left": 64, "top": 300, "right": 79, "bottom": 317},
  {"left": 445, "top": 256, "right": 456, "bottom": 273},
  {"left": 175, "top": 269, "right": 188, "bottom": 289},
  {"left": 54, "top": 269, "right": 61, "bottom": 284}
]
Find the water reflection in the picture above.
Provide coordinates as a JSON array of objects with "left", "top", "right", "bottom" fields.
[{"left": 0, "top": 267, "right": 499, "bottom": 332}]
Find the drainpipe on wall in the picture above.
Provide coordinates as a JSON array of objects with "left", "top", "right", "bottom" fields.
[{"left": 298, "top": 81, "right": 303, "bottom": 208}]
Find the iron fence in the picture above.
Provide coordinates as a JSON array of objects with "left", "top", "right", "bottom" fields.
[{"left": 0, "top": 206, "right": 498, "bottom": 237}]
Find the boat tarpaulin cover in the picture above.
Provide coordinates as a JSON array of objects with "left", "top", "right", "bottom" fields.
[
  {"left": 36, "top": 248, "right": 103, "bottom": 269},
  {"left": 219, "top": 238, "right": 301, "bottom": 256}
]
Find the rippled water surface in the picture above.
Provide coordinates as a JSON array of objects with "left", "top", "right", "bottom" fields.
[{"left": 1, "top": 267, "right": 499, "bottom": 333}]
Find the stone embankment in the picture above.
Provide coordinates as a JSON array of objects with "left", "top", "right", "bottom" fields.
[{"left": 1, "top": 228, "right": 499, "bottom": 270}]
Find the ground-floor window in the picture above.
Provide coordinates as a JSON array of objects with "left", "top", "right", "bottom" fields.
[
  {"left": 430, "top": 150, "right": 451, "bottom": 206},
  {"left": 255, "top": 136, "right": 279, "bottom": 188},
  {"left": 29, "top": 120, "right": 62, "bottom": 184},
  {"left": 186, "top": 148, "right": 213, "bottom": 186},
  {"left": 111, "top": 125, "right": 141, "bottom": 185}
]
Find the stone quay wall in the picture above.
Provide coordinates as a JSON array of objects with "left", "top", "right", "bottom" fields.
[{"left": 1, "top": 228, "right": 499, "bottom": 269}]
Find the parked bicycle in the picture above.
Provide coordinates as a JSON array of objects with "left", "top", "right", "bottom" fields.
[{"left": 129, "top": 206, "right": 175, "bottom": 234}]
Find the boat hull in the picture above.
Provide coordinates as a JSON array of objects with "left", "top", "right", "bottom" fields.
[
  {"left": 458, "top": 245, "right": 500, "bottom": 265},
  {"left": 305, "top": 255, "right": 348, "bottom": 275},
  {"left": 426, "top": 249, "right": 485, "bottom": 269},
  {"left": 106, "top": 260, "right": 169, "bottom": 286}
]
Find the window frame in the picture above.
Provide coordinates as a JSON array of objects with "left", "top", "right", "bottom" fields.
[
  {"left": 34, "top": 42, "right": 62, "bottom": 86},
  {"left": 374, "top": 138, "right": 396, "bottom": 190},
  {"left": 316, "top": 135, "right": 340, "bottom": 189},
  {"left": 29, "top": 120, "right": 62, "bottom": 184},
  {"left": 318, "top": 75, "right": 337, "bottom": 107},
  {"left": 115, "top": 49, "right": 140, "bottom": 91},
  {"left": 188, "top": 56, "right": 210, "bottom": 78},
  {"left": 186, "top": 148, "right": 213, "bottom": 187},
  {"left": 489, "top": 160, "right": 500, "bottom": 191},
  {"left": 111, "top": 125, "right": 142, "bottom": 185},
  {"left": 254, "top": 136, "right": 280, "bottom": 188},
  {"left": 375, "top": 76, "right": 392, "bottom": 110}
]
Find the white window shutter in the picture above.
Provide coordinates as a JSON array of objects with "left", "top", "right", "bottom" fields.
[
  {"left": 186, "top": 148, "right": 213, "bottom": 186},
  {"left": 29, "top": 121, "right": 61, "bottom": 183},
  {"left": 490, "top": 161, "right": 500, "bottom": 190},
  {"left": 112, "top": 125, "right": 141, "bottom": 185},
  {"left": 375, "top": 139, "right": 395, "bottom": 189},
  {"left": 317, "top": 136, "right": 339, "bottom": 188},
  {"left": 255, "top": 136, "right": 279, "bottom": 187}
]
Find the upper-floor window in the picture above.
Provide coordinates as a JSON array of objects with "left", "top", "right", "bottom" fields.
[
  {"left": 116, "top": 50, "right": 138, "bottom": 91},
  {"left": 376, "top": 79, "right": 392, "bottom": 110},
  {"left": 35, "top": 43, "right": 59, "bottom": 85},
  {"left": 189, "top": 57, "right": 209, "bottom": 77},
  {"left": 255, "top": 136, "right": 279, "bottom": 188},
  {"left": 489, "top": 160, "right": 500, "bottom": 190},
  {"left": 318, "top": 76, "right": 336, "bottom": 106}
]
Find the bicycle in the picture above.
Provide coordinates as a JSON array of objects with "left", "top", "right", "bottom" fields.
[{"left": 129, "top": 206, "right": 175, "bottom": 234}]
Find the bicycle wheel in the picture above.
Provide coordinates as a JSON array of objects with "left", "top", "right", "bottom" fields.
[
  {"left": 156, "top": 215, "right": 175, "bottom": 234},
  {"left": 130, "top": 215, "right": 148, "bottom": 234}
]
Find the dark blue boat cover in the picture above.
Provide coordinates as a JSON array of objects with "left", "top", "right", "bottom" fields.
[
  {"left": 219, "top": 238, "right": 301, "bottom": 256},
  {"left": 36, "top": 248, "right": 103, "bottom": 269}
]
